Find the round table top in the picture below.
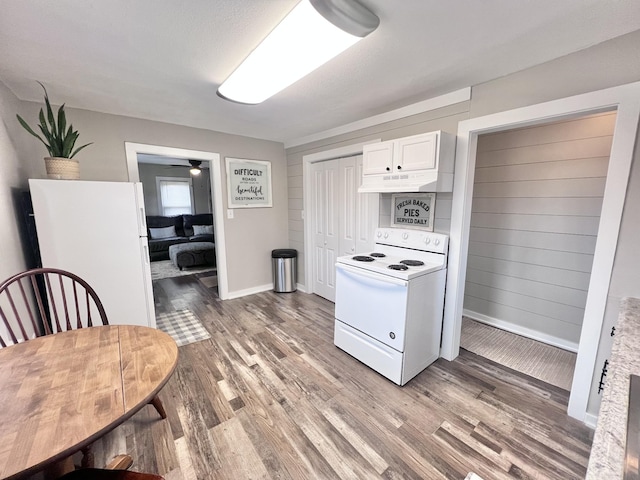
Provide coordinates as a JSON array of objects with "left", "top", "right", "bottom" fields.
[{"left": 0, "top": 325, "right": 178, "bottom": 480}]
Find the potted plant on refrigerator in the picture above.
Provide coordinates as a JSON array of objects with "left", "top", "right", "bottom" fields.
[{"left": 16, "top": 82, "right": 92, "bottom": 179}]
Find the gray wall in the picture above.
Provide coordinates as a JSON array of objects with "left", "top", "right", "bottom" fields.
[
  {"left": 464, "top": 112, "right": 615, "bottom": 348},
  {"left": 13, "top": 100, "right": 288, "bottom": 294},
  {"left": 138, "top": 162, "right": 212, "bottom": 216},
  {"left": 286, "top": 29, "right": 640, "bottom": 417},
  {"left": 0, "top": 82, "right": 30, "bottom": 286}
]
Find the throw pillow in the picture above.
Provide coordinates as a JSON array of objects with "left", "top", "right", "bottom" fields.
[
  {"left": 193, "top": 224, "right": 213, "bottom": 235},
  {"left": 149, "top": 225, "right": 177, "bottom": 239}
]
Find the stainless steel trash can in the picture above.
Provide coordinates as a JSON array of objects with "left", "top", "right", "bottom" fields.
[{"left": 271, "top": 249, "right": 297, "bottom": 293}]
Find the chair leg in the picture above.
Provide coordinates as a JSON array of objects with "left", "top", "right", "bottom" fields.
[
  {"left": 151, "top": 395, "right": 167, "bottom": 419},
  {"left": 105, "top": 454, "right": 134, "bottom": 470},
  {"left": 81, "top": 445, "right": 94, "bottom": 468}
]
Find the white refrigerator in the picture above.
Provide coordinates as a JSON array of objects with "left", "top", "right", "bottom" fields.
[{"left": 29, "top": 179, "right": 156, "bottom": 328}]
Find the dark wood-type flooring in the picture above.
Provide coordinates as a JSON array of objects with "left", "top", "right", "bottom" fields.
[{"left": 64, "top": 274, "right": 594, "bottom": 479}]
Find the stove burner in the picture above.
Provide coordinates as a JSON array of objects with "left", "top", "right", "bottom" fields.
[
  {"left": 388, "top": 264, "right": 409, "bottom": 271},
  {"left": 353, "top": 255, "right": 375, "bottom": 262},
  {"left": 400, "top": 260, "right": 425, "bottom": 266},
  {"left": 370, "top": 252, "right": 386, "bottom": 258}
]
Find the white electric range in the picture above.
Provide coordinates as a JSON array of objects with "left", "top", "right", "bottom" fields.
[{"left": 334, "top": 227, "right": 448, "bottom": 385}]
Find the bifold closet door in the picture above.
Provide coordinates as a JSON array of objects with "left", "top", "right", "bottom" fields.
[
  {"left": 311, "top": 155, "right": 379, "bottom": 302},
  {"left": 311, "top": 159, "right": 339, "bottom": 301}
]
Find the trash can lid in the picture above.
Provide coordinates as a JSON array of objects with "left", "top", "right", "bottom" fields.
[{"left": 272, "top": 248, "right": 297, "bottom": 258}]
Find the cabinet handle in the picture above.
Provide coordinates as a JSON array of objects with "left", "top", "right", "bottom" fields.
[
  {"left": 397, "top": 165, "right": 402, "bottom": 170},
  {"left": 598, "top": 359, "right": 609, "bottom": 394},
  {"left": 386, "top": 167, "right": 390, "bottom": 171}
]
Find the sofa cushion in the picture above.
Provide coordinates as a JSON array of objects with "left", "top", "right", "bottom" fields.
[
  {"left": 183, "top": 213, "right": 213, "bottom": 237},
  {"left": 193, "top": 224, "right": 213, "bottom": 235},
  {"left": 148, "top": 236, "right": 189, "bottom": 253},
  {"left": 189, "top": 234, "right": 214, "bottom": 243},
  {"left": 146, "top": 215, "right": 185, "bottom": 237},
  {"left": 149, "top": 225, "right": 177, "bottom": 239}
]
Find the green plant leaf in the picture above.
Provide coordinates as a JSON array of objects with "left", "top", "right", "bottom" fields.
[
  {"left": 37, "top": 123, "right": 53, "bottom": 144},
  {"left": 62, "top": 130, "right": 78, "bottom": 158},
  {"left": 57, "top": 104, "right": 66, "bottom": 139},
  {"left": 70, "top": 142, "right": 92, "bottom": 158},
  {"left": 38, "top": 108, "right": 50, "bottom": 137},
  {"left": 18, "top": 82, "right": 92, "bottom": 159},
  {"left": 16, "top": 114, "right": 50, "bottom": 149},
  {"left": 38, "top": 81, "right": 57, "bottom": 136}
]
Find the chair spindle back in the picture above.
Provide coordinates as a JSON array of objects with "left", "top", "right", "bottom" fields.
[{"left": 0, "top": 268, "right": 108, "bottom": 347}]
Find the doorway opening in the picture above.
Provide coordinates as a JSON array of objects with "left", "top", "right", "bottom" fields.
[
  {"left": 459, "top": 112, "right": 616, "bottom": 391},
  {"left": 124, "top": 142, "right": 230, "bottom": 300},
  {"left": 442, "top": 81, "right": 640, "bottom": 422},
  {"left": 136, "top": 153, "right": 218, "bottom": 295}
]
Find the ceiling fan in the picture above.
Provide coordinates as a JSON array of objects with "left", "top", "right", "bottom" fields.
[{"left": 167, "top": 159, "right": 204, "bottom": 176}]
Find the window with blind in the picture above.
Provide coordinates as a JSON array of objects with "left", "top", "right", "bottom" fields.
[{"left": 156, "top": 177, "right": 193, "bottom": 216}]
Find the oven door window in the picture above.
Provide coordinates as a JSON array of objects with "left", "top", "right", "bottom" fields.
[{"left": 335, "top": 264, "right": 408, "bottom": 352}]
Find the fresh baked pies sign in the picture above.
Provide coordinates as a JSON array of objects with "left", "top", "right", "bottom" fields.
[
  {"left": 391, "top": 193, "right": 436, "bottom": 231},
  {"left": 226, "top": 158, "right": 272, "bottom": 208}
]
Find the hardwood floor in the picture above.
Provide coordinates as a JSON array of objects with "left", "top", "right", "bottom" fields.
[{"left": 86, "top": 274, "right": 593, "bottom": 480}]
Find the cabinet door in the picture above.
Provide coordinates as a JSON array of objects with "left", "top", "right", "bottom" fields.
[
  {"left": 396, "top": 133, "right": 437, "bottom": 172},
  {"left": 363, "top": 141, "right": 394, "bottom": 175}
]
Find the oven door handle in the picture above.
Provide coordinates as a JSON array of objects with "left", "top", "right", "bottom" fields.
[{"left": 336, "top": 264, "right": 408, "bottom": 287}]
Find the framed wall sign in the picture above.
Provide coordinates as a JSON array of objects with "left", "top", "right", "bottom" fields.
[
  {"left": 226, "top": 158, "right": 272, "bottom": 208},
  {"left": 391, "top": 193, "right": 436, "bottom": 231}
]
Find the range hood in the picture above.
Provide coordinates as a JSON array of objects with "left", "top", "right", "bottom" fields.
[{"left": 358, "top": 169, "right": 453, "bottom": 193}]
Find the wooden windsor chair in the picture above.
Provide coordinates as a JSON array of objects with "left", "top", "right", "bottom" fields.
[{"left": 0, "top": 267, "right": 167, "bottom": 477}]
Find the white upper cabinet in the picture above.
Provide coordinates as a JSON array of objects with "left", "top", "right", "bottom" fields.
[
  {"left": 362, "top": 141, "right": 394, "bottom": 174},
  {"left": 360, "top": 131, "right": 456, "bottom": 193},
  {"left": 362, "top": 132, "right": 438, "bottom": 175}
]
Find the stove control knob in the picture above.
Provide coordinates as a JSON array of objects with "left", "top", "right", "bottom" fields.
[
  {"left": 351, "top": 247, "right": 355, "bottom": 252},
  {"left": 424, "top": 237, "right": 431, "bottom": 244},
  {"left": 434, "top": 239, "right": 440, "bottom": 246},
  {"left": 384, "top": 233, "right": 389, "bottom": 239},
  {"left": 377, "top": 231, "right": 382, "bottom": 238},
  {"left": 402, "top": 233, "right": 408, "bottom": 240},
  {"left": 389, "top": 332, "right": 396, "bottom": 339}
]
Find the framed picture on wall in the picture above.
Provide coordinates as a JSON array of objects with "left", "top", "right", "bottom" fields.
[
  {"left": 225, "top": 157, "right": 272, "bottom": 208},
  {"left": 391, "top": 193, "right": 436, "bottom": 231}
]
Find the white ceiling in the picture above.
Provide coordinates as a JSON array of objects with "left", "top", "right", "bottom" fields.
[{"left": 1, "top": 1, "right": 639, "bottom": 146}]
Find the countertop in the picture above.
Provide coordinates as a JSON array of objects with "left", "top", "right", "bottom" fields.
[{"left": 586, "top": 297, "right": 640, "bottom": 479}]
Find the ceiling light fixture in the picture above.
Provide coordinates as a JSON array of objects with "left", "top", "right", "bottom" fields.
[
  {"left": 188, "top": 160, "right": 202, "bottom": 176},
  {"left": 217, "top": 0, "right": 379, "bottom": 105}
]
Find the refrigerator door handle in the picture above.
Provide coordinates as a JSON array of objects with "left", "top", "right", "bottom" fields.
[{"left": 140, "top": 207, "right": 146, "bottom": 232}]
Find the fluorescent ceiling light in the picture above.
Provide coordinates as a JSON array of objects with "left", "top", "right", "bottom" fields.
[{"left": 218, "top": 0, "right": 379, "bottom": 105}]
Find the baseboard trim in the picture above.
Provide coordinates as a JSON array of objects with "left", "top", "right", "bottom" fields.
[
  {"left": 462, "top": 309, "right": 579, "bottom": 353},
  {"left": 226, "top": 283, "right": 273, "bottom": 300},
  {"left": 584, "top": 413, "right": 598, "bottom": 429},
  {"left": 296, "top": 283, "right": 307, "bottom": 293}
]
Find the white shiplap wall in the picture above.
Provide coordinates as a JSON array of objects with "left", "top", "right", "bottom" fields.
[{"left": 463, "top": 112, "right": 616, "bottom": 350}]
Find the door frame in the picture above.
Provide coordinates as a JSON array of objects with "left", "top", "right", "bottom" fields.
[
  {"left": 442, "top": 81, "right": 640, "bottom": 421},
  {"left": 302, "top": 140, "right": 380, "bottom": 293},
  {"left": 124, "top": 142, "right": 230, "bottom": 300}
]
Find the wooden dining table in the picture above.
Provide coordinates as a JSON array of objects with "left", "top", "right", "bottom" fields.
[{"left": 0, "top": 325, "right": 178, "bottom": 480}]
